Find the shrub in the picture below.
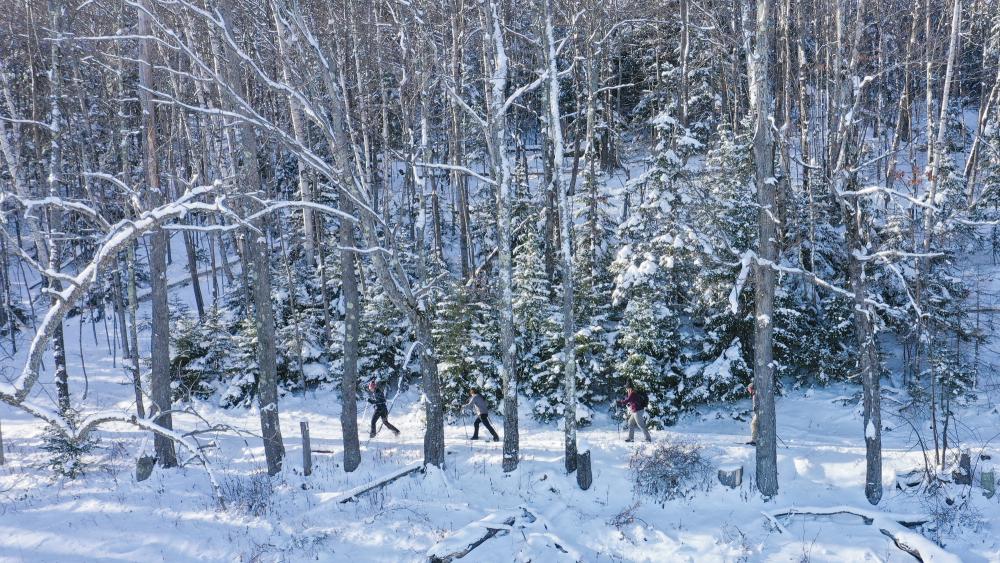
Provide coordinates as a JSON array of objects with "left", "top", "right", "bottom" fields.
[
  {"left": 628, "top": 441, "right": 712, "bottom": 502},
  {"left": 40, "top": 412, "right": 99, "bottom": 479},
  {"left": 220, "top": 471, "right": 274, "bottom": 517}
]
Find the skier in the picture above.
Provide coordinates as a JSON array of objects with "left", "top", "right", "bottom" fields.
[
  {"left": 368, "top": 379, "right": 400, "bottom": 438},
  {"left": 617, "top": 383, "right": 652, "bottom": 443},
  {"left": 464, "top": 388, "right": 500, "bottom": 441},
  {"left": 747, "top": 383, "right": 758, "bottom": 445}
]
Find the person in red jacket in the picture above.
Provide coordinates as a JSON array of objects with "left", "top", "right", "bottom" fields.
[{"left": 617, "top": 383, "right": 652, "bottom": 443}]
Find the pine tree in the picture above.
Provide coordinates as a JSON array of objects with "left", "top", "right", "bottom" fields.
[
  {"left": 614, "top": 287, "right": 683, "bottom": 425},
  {"left": 433, "top": 282, "right": 502, "bottom": 415},
  {"left": 527, "top": 309, "right": 602, "bottom": 424},
  {"left": 170, "top": 307, "right": 232, "bottom": 401},
  {"left": 220, "top": 317, "right": 260, "bottom": 408}
]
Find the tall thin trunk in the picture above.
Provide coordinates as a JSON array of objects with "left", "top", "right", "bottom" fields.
[
  {"left": 545, "top": 0, "right": 576, "bottom": 474},
  {"left": 340, "top": 194, "right": 362, "bottom": 472},
  {"left": 483, "top": 0, "right": 520, "bottom": 473},
  {"left": 745, "top": 0, "right": 779, "bottom": 498},
  {"left": 218, "top": 0, "right": 284, "bottom": 475},
  {"left": 273, "top": 5, "right": 315, "bottom": 267},
  {"left": 112, "top": 266, "right": 144, "bottom": 416},
  {"left": 138, "top": 0, "right": 177, "bottom": 467},
  {"left": 829, "top": 0, "right": 883, "bottom": 504},
  {"left": 183, "top": 231, "right": 205, "bottom": 318},
  {"left": 126, "top": 242, "right": 146, "bottom": 418},
  {"left": 917, "top": 0, "right": 962, "bottom": 458},
  {"left": 46, "top": 1, "right": 70, "bottom": 416}
]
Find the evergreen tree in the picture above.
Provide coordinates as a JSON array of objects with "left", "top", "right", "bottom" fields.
[{"left": 433, "top": 281, "right": 502, "bottom": 415}]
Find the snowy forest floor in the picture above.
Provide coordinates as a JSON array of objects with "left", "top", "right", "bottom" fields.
[{"left": 1, "top": 358, "right": 999, "bottom": 561}]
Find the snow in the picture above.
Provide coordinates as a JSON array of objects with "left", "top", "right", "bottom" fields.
[{"left": 2, "top": 317, "right": 994, "bottom": 563}]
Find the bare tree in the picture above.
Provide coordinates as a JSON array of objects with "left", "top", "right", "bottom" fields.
[
  {"left": 138, "top": 0, "right": 177, "bottom": 467},
  {"left": 744, "top": 0, "right": 779, "bottom": 498}
]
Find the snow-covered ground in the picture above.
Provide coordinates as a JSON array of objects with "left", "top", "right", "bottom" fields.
[
  {"left": 2, "top": 234, "right": 998, "bottom": 562},
  {"left": 1, "top": 350, "right": 998, "bottom": 562}
]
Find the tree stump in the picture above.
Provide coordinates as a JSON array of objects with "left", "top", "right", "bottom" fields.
[
  {"left": 981, "top": 470, "right": 995, "bottom": 499},
  {"left": 136, "top": 454, "right": 156, "bottom": 482},
  {"left": 576, "top": 450, "right": 592, "bottom": 490},
  {"left": 718, "top": 466, "right": 743, "bottom": 488},
  {"left": 953, "top": 451, "right": 971, "bottom": 485}
]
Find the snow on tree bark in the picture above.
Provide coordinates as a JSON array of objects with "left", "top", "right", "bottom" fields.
[
  {"left": 138, "top": 0, "right": 177, "bottom": 468},
  {"left": 543, "top": 0, "right": 577, "bottom": 474},
  {"left": 744, "top": 0, "right": 778, "bottom": 498}
]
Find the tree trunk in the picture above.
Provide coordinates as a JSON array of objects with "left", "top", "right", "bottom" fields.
[
  {"left": 273, "top": 4, "right": 316, "bottom": 267},
  {"left": 112, "top": 266, "right": 144, "bottom": 417},
  {"left": 183, "top": 231, "right": 205, "bottom": 319},
  {"left": 415, "top": 314, "right": 445, "bottom": 467},
  {"left": 848, "top": 239, "right": 882, "bottom": 504},
  {"left": 45, "top": 1, "right": 71, "bottom": 416},
  {"left": 545, "top": 0, "right": 576, "bottom": 474},
  {"left": 340, "top": 193, "right": 362, "bottom": 473},
  {"left": 745, "top": 0, "right": 779, "bottom": 498},
  {"left": 217, "top": 0, "right": 285, "bottom": 475},
  {"left": 136, "top": 0, "right": 177, "bottom": 466}
]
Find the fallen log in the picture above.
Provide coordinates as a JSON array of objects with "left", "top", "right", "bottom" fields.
[
  {"left": 426, "top": 511, "right": 519, "bottom": 563},
  {"left": 426, "top": 506, "right": 582, "bottom": 562},
  {"left": 764, "top": 506, "right": 958, "bottom": 563},
  {"left": 333, "top": 461, "right": 424, "bottom": 504}
]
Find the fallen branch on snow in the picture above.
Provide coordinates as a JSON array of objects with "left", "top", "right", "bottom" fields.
[
  {"left": 764, "top": 506, "right": 958, "bottom": 563},
  {"left": 331, "top": 461, "right": 424, "bottom": 504},
  {"left": 426, "top": 506, "right": 581, "bottom": 563}
]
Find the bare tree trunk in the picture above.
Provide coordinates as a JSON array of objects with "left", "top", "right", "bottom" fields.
[
  {"left": 827, "top": 0, "right": 883, "bottom": 503},
  {"left": 745, "top": 0, "right": 779, "bottom": 499},
  {"left": 46, "top": 1, "right": 71, "bottom": 416},
  {"left": 482, "top": 0, "right": 520, "bottom": 473},
  {"left": 340, "top": 193, "right": 362, "bottom": 472},
  {"left": 112, "top": 266, "right": 144, "bottom": 416},
  {"left": 680, "top": 0, "right": 691, "bottom": 128},
  {"left": 126, "top": 241, "right": 145, "bottom": 419},
  {"left": 183, "top": 231, "right": 205, "bottom": 318},
  {"left": 545, "top": 0, "right": 576, "bottom": 474},
  {"left": 138, "top": 0, "right": 177, "bottom": 468},
  {"left": 848, "top": 226, "right": 883, "bottom": 503},
  {"left": 217, "top": 0, "right": 285, "bottom": 475},
  {"left": 273, "top": 4, "right": 315, "bottom": 267}
]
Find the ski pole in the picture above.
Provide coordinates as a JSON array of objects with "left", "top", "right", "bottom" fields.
[{"left": 776, "top": 432, "right": 789, "bottom": 449}]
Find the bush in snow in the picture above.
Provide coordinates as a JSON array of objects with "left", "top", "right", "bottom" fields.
[
  {"left": 170, "top": 307, "right": 232, "bottom": 402},
  {"left": 612, "top": 289, "right": 684, "bottom": 426},
  {"left": 359, "top": 285, "right": 417, "bottom": 394},
  {"left": 40, "top": 411, "right": 99, "bottom": 480},
  {"left": 628, "top": 441, "right": 712, "bottom": 502},
  {"left": 219, "top": 470, "right": 274, "bottom": 517},
  {"left": 220, "top": 317, "right": 260, "bottom": 408}
]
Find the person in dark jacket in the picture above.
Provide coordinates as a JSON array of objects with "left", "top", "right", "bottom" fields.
[
  {"left": 368, "top": 379, "right": 400, "bottom": 438},
  {"left": 617, "top": 384, "right": 652, "bottom": 443},
  {"left": 463, "top": 388, "right": 499, "bottom": 441}
]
